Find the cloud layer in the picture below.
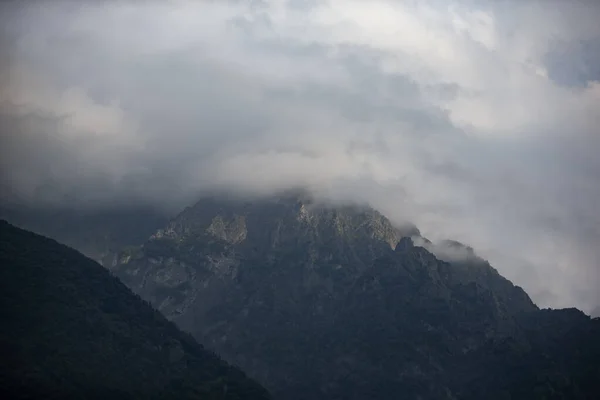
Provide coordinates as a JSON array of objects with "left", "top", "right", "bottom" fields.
[{"left": 1, "top": 0, "right": 599, "bottom": 312}]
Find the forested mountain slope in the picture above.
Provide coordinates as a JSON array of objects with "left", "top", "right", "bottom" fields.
[{"left": 0, "top": 220, "right": 271, "bottom": 400}]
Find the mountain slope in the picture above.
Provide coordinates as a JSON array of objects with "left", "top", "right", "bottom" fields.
[
  {"left": 109, "top": 193, "right": 600, "bottom": 399},
  {"left": 452, "top": 307, "right": 600, "bottom": 399},
  {"left": 0, "top": 220, "right": 272, "bottom": 400}
]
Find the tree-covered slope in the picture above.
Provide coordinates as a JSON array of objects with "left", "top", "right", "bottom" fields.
[{"left": 0, "top": 220, "right": 271, "bottom": 400}]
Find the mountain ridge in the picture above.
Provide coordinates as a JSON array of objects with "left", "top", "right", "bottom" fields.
[
  {"left": 109, "top": 193, "right": 598, "bottom": 400},
  {"left": 3, "top": 190, "right": 598, "bottom": 399},
  {"left": 0, "top": 220, "right": 272, "bottom": 399}
]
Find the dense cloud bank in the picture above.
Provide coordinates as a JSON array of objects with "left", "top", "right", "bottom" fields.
[{"left": 1, "top": 0, "right": 599, "bottom": 312}]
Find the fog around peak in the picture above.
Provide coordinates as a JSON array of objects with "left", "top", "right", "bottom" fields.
[{"left": 1, "top": 0, "right": 599, "bottom": 313}]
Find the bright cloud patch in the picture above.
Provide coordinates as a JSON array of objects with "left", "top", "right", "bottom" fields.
[{"left": 1, "top": 0, "right": 599, "bottom": 313}]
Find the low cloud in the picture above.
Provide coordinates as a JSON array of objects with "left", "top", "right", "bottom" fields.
[
  {"left": 1, "top": 0, "right": 599, "bottom": 313},
  {"left": 411, "top": 237, "right": 481, "bottom": 264}
]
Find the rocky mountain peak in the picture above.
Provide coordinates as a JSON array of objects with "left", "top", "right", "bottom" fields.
[
  {"left": 110, "top": 192, "right": 557, "bottom": 399},
  {"left": 149, "top": 192, "right": 409, "bottom": 254},
  {"left": 395, "top": 236, "right": 414, "bottom": 251},
  {"left": 3, "top": 190, "right": 598, "bottom": 400}
]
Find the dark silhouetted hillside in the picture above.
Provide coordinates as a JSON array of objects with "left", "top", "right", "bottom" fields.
[{"left": 0, "top": 220, "right": 271, "bottom": 400}]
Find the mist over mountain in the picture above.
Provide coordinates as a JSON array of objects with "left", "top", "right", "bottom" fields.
[
  {"left": 1, "top": 1, "right": 600, "bottom": 397},
  {"left": 2, "top": 0, "right": 600, "bottom": 313}
]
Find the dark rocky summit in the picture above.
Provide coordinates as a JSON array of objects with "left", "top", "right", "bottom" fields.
[{"left": 111, "top": 192, "right": 600, "bottom": 399}]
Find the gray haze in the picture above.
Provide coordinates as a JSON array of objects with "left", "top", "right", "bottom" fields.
[{"left": 1, "top": 0, "right": 599, "bottom": 313}]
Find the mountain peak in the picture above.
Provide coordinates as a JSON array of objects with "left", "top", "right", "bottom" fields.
[
  {"left": 107, "top": 193, "right": 600, "bottom": 400},
  {"left": 395, "top": 236, "right": 414, "bottom": 251},
  {"left": 152, "top": 192, "right": 407, "bottom": 253}
]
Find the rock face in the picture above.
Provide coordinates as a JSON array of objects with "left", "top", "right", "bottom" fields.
[
  {"left": 112, "top": 193, "right": 600, "bottom": 400},
  {"left": 0, "top": 220, "right": 271, "bottom": 400}
]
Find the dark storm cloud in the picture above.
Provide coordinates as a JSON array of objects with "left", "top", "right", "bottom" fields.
[{"left": 0, "top": 0, "right": 599, "bottom": 313}]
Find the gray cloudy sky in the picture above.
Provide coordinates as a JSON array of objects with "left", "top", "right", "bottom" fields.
[{"left": 1, "top": 0, "right": 599, "bottom": 313}]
